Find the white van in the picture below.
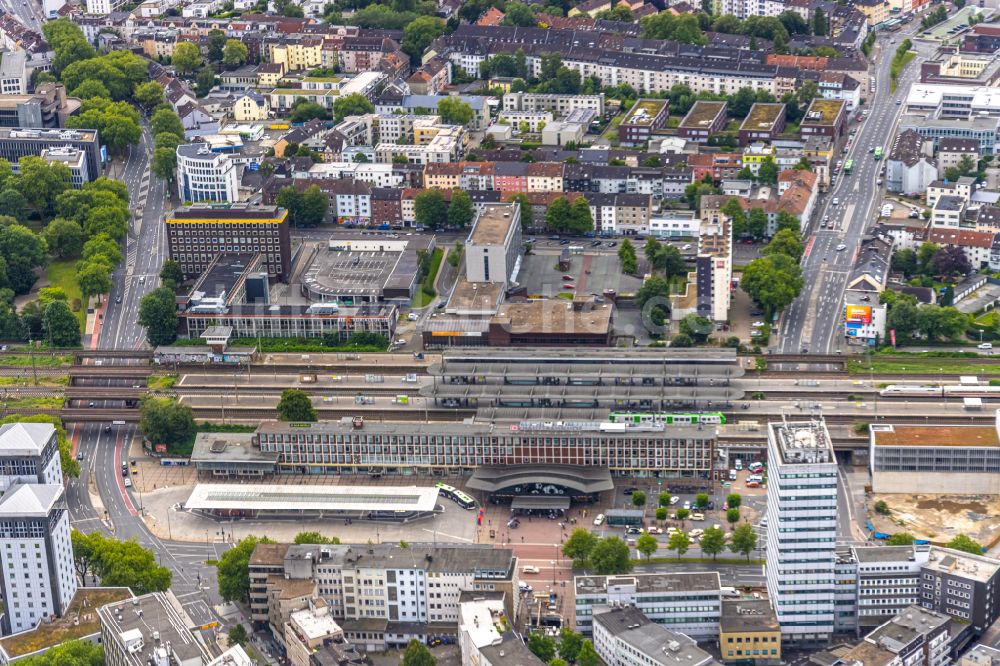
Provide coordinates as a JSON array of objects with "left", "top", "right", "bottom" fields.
[
  {"left": 728, "top": 469, "right": 737, "bottom": 481},
  {"left": 979, "top": 343, "right": 993, "bottom": 350},
  {"left": 832, "top": 197, "right": 840, "bottom": 206},
  {"left": 734, "top": 459, "right": 743, "bottom": 471}
]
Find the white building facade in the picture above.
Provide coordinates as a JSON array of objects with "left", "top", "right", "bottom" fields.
[
  {"left": 765, "top": 419, "right": 839, "bottom": 643},
  {"left": 177, "top": 144, "right": 240, "bottom": 203}
]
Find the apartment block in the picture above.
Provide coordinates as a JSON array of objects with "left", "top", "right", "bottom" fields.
[
  {"left": 678, "top": 100, "right": 728, "bottom": 143},
  {"left": 765, "top": 419, "right": 838, "bottom": 643},
  {"left": 0, "top": 423, "right": 63, "bottom": 492},
  {"left": 592, "top": 605, "right": 717, "bottom": 666},
  {"left": 849, "top": 545, "right": 929, "bottom": 631},
  {"left": 739, "top": 103, "right": 786, "bottom": 146},
  {"left": 920, "top": 546, "right": 1000, "bottom": 633},
  {"left": 719, "top": 598, "right": 781, "bottom": 664},
  {"left": 248, "top": 543, "right": 518, "bottom": 653},
  {"left": 618, "top": 99, "right": 668, "bottom": 147}
]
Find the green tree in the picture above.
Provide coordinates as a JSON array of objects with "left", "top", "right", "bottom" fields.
[
  {"left": 172, "top": 41, "right": 202, "bottom": 75},
  {"left": 676, "top": 508, "right": 690, "bottom": 522},
  {"left": 764, "top": 228, "right": 804, "bottom": 263},
  {"left": 742, "top": 254, "right": 803, "bottom": 317},
  {"left": 300, "top": 185, "right": 329, "bottom": 226},
  {"left": 415, "top": 189, "right": 449, "bottom": 229},
  {"left": 658, "top": 492, "right": 672, "bottom": 508},
  {"left": 227, "top": 624, "right": 249, "bottom": 648},
  {"left": 153, "top": 147, "right": 179, "bottom": 182},
  {"left": 71, "top": 79, "right": 111, "bottom": 100},
  {"left": 628, "top": 491, "right": 645, "bottom": 509},
  {"left": 636, "top": 533, "right": 658, "bottom": 560},
  {"left": 700, "top": 526, "right": 726, "bottom": 560},
  {"left": 437, "top": 97, "right": 474, "bottom": 126},
  {"left": 502, "top": 1, "right": 537, "bottom": 26},
  {"left": 77, "top": 259, "right": 113, "bottom": 304},
  {"left": 813, "top": 7, "right": 827, "bottom": 35},
  {"left": 139, "top": 397, "right": 195, "bottom": 452},
  {"left": 43, "top": 218, "right": 83, "bottom": 259},
  {"left": 402, "top": 16, "right": 445, "bottom": 63},
  {"left": 216, "top": 535, "right": 274, "bottom": 603},
  {"left": 726, "top": 507, "right": 741, "bottom": 524},
  {"left": 83, "top": 234, "right": 122, "bottom": 267},
  {"left": 775, "top": 210, "right": 800, "bottom": 234},
  {"left": 577, "top": 641, "right": 600, "bottom": 666},
  {"left": 151, "top": 108, "right": 185, "bottom": 139},
  {"left": 679, "top": 314, "right": 712, "bottom": 342},
  {"left": 277, "top": 388, "right": 317, "bottom": 422},
  {"left": 508, "top": 193, "right": 532, "bottom": 231},
  {"left": 293, "top": 531, "right": 341, "bottom": 544},
  {"left": 14, "top": 156, "right": 71, "bottom": 220},
  {"left": 43, "top": 300, "right": 79, "bottom": 346},
  {"left": 722, "top": 197, "right": 746, "bottom": 236},
  {"left": 590, "top": 537, "right": 633, "bottom": 574},
  {"left": 0, "top": 223, "right": 47, "bottom": 294},
  {"left": 447, "top": 189, "right": 475, "bottom": 229},
  {"left": 947, "top": 534, "right": 984, "bottom": 555},
  {"left": 730, "top": 523, "right": 758, "bottom": 560},
  {"left": 159, "top": 260, "right": 184, "bottom": 288},
  {"left": 694, "top": 493, "right": 709, "bottom": 509},
  {"left": 727, "top": 493, "right": 742, "bottom": 509},
  {"left": 569, "top": 196, "right": 594, "bottom": 234},
  {"left": 195, "top": 66, "right": 216, "bottom": 97},
  {"left": 668, "top": 530, "right": 691, "bottom": 559},
  {"left": 528, "top": 633, "right": 557, "bottom": 662},
  {"left": 563, "top": 528, "right": 598, "bottom": 566},
  {"left": 71, "top": 530, "right": 171, "bottom": 594},
  {"left": 223, "top": 39, "right": 249, "bottom": 66},
  {"left": 746, "top": 207, "right": 768, "bottom": 238},
  {"left": 291, "top": 100, "right": 330, "bottom": 123},
  {"left": 557, "top": 627, "right": 583, "bottom": 662},
  {"left": 618, "top": 237, "right": 637, "bottom": 274},
  {"left": 887, "top": 532, "right": 916, "bottom": 546},
  {"left": 207, "top": 29, "right": 227, "bottom": 62},
  {"left": 332, "top": 93, "right": 374, "bottom": 122},
  {"left": 655, "top": 507, "right": 667, "bottom": 521},
  {"left": 17, "top": 639, "right": 102, "bottom": 666},
  {"left": 545, "top": 197, "right": 573, "bottom": 232},
  {"left": 133, "top": 81, "right": 165, "bottom": 112},
  {"left": 138, "top": 286, "right": 179, "bottom": 347},
  {"left": 757, "top": 156, "right": 779, "bottom": 184}
]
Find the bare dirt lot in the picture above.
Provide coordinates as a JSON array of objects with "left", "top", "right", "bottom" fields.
[{"left": 868, "top": 493, "right": 1000, "bottom": 547}]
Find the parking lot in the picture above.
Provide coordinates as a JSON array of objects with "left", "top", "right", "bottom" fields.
[
  {"left": 921, "top": 6, "right": 976, "bottom": 41},
  {"left": 519, "top": 246, "right": 643, "bottom": 299}
]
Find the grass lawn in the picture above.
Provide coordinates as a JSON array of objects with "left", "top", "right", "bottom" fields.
[
  {"left": 0, "top": 354, "right": 74, "bottom": 367},
  {"left": 848, "top": 359, "right": 1000, "bottom": 376},
  {"left": 1, "top": 396, "right": 64, "bottom": 409},
  {"left": 45, "top": 260, "right": 86, "bottom": 331},
  {"left": 411, "top": 247, "right": 444, "bottom": 309},
  {"left": 0, "top": 375, "right": 68, "bottom": 387},
  {"left": 147, "top": 374, "right": 177, "bottom": 390}
]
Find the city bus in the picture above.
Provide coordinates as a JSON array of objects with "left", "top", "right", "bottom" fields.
[
  {"left": 435, "top": 482, "right": 476, "bottom": 510},
  {"left": 873, "top": 147, "right": 883, "bottom": 160},
  {"left": 843, "top": 159, "right": 853, "bottom": 175}
]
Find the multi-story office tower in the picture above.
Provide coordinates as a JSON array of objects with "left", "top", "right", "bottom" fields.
[
  {"left": 0, "top": 128, "right": 100, "bottom": 181},
  {"left": 0, "top": 484, "right": 77, "bottom": 635},
  {"left": 0, "top": 422, "right": 63, "bottom": 492},
  {"left": 765, "top": 418, "right": 838, "bottom": 643},
  {"left": 176, "top": 144, "right": 240, "bottom": 204},
  {"left": 166, "top": 204, "right": 291, "bottom": 281},
  {"left": 851, "top": 545, "right": 928, "bottom": 632}
]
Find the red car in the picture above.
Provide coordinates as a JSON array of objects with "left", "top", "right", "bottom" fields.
[
  {"left": 562, "top": 274, "right": 574, "bottom": 280},
  {"left": 563, "top": 284, "right": 575, "bottom": 289}
]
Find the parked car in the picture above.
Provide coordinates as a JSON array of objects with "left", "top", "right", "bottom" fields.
[{"left": 593, "top": 513, "right": 605, "bottom": 526}]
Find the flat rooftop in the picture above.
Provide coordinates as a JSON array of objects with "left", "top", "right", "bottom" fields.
[
  {"left": 575, "top": 572, "right": 721, "bottom": 595},
  {"left": 770, "top": 420, "right": 834, "bottom": 464},
  {"left": 190, "top": 432, "right": 280, "bottom": 465},
  {"left": 470, "top": 204, "right": 517, "bottom": 246},
  {"left": 169, "top": 203, "right": 287, "bottom": 223},
  {"left": 492, "top": 301, "right": 613, "bottom": 336},
  {"left": 802, "top": 98, "right": 846, "bottom": 126},
  {"left": 190, "top": 253, "right": 259, "bottom": 301},
  {"left": 622, "top": 99, "right": 667, "bottom": 126},
  {"left": 185, "top": 483, "right": 440, "bottom": 513},
  {"left": 593, "top": 606, "right": 713, "bottom": 666},
  {"left": 303, "top": 245, "right": 402, "bottom": 298},
  {"left": 679, "top": 100, "right": 727, "bottom": 129},
  {"left": 852, "top": 545, "right": 919, "bottom": 564},
  {"left": 924, "top": 546, "right": 1000, "bottom": 582},
  {"left": 97, "top": 591, "right": 209, "bottom": 665},
  {"left": 290, "top": 606, "right": 342, "bottom": 641},
  {"left": 872, "top": 424, "right": 1000, "bottom": 448},
  {"left": 0, "top": 588, "right": 132, "bottom": 659},
  {"left": 446, "top": 278, "right": 504, "bottom": 313},
  {"left": 741, "top": 102, "right": 785, "bottom": 131},
  {"left": 720, "top": 599, "right": 779, "bottom": 634}
]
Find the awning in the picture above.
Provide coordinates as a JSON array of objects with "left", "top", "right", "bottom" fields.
[
  {"left": 468, "top": 465, "right": 614, "bottom": 495},
  {"left": 511, "top": 496, "right": 571, "bottom": 511}
]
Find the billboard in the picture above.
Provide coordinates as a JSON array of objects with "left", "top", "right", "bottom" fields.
[{"left": 845, "top": 305, "right": 872, "bottom": 324}]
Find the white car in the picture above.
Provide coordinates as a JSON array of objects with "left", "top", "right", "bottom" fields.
[
  {"left": 522, "top": 565, "right": 540, "bottom": 574},
  {"left": 751, "top": 321, "right": 764, "bottom": 328},
  {"left": 836, "top": 244, "right": 847, "bottom": 251},
  {"left": 123, "top": 478, "right": 132, "bottom": 488},
  {"left": 593, "top": 513, "right": 605, "bottom": 526},
  {"left": 407, "top": 312, "right": 419, "bottom": 321},
  {"left": 669, "top": 495, "right": 680, "bottom": 505},
  {"left": 979, "top": 343, "right": 993, "bottom": 350},
  {"left": 683, "top": 501, "right": 691, "bottom": 510}
]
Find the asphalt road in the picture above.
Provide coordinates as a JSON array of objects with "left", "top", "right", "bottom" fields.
[
  {"left": 4, "top": 0, "right": 43, "bottom": 31},
  {"left": 65, "top": 122, "right": 229, "bottom": 632},
  {"left": 779, "top": 27, "right": 936, "bottom": 354}
]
